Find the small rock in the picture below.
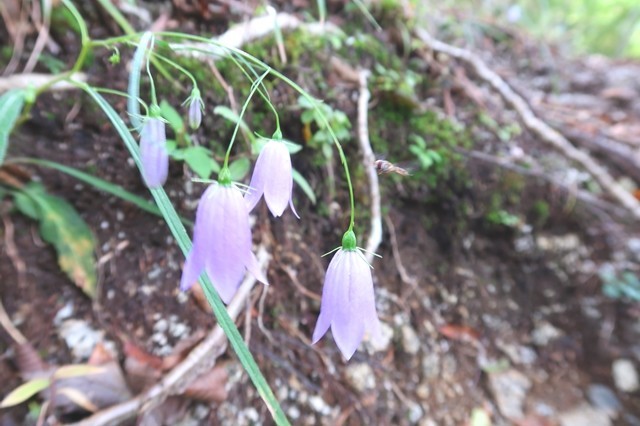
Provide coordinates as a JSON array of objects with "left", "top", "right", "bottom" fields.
[
  {"left": 587, "top": 384, "right": 621, "bottom": 418},
  {"left": 531, "top": 321, "right": 562, "bottom": 346},
  {"left": 421, "top": 352, "right": 440, "bottom": 380},
  {"left": 416, "top": 383, "right": 430, "bottom": 399},
  {"left": 401, "top": 325, "right": 421, "bottom": 355},
  {"left": 308, "top": 395, "right": 331, "bottom": 415},
  {"left": 345, "top": 363, "right": 376, "bottom": 392},
  {"left": 407, "top": 401, "right": 423, "bottom": 424},
  {"left": 627, "top": 238, "right": 640, "bottom": 262},
  {"left": 54, "top": 302, "right": 74, "bottom": 325},
  {"left": 496, "top": 340, "right": 537, "bottom": 365},
  {"left": 58, "top": 319, "right": 104, "bottom": 361},
  {"left": 559, "top": 403, "right": 611, "bottom": 426},
  {"left": 612, "top": 359, "right": 639, "bottom": 392},
  {"left": 286, "top": 406, "right": 301, "bottom": 420},
  {"left": 488, "top": 369, "right": 531, "bottom": 420}
]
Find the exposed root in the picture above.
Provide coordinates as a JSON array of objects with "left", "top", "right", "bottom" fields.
[{"left": 356, "top": 70, "right": 382, "bottom": 263}]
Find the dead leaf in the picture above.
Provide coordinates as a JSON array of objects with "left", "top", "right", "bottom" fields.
[
  {"left": 182, "top": 365, "right": 228, "bottom": 403},
  {"left": 48, "top": 361, "right": 132, "bottom": 415},
  {"left": 88, "top": 342, "right": 114, "bottom": 365},
  {"left": 123, "top": 342, "right": 163, "bottom": 394},
  {"left": 438, "top": 324, "right": 481, "bottom": 342},
  {"left": 123, "top": 341, "right": 163, "bottom": 370}
]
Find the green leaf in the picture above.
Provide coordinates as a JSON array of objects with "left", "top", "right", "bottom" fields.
[
  {"left": 83, "top": 86, "right": 290, "bottom": 425},
  {"left": 0, "top": 89, "right": 27, "bottom": 165},
  {"left": 292, "top": 169, "right": 316, "bottom": 204},
  {"left": 21, "top": 183, "right": 97, "bottom": 298},
  {"left": 0, "top": 378, "right": 50, "bottom": 408},
  {"left": 13, "top": 191, "right": 39, "bottom": 220},
  {"left": 229, "top": 157, "right": 250, "bottom": 181},
  {"left": 183, "top": 146, "right": 220, "bottom": 179},
  {"left": 160, "top": 99, "right": 185, "bottom": 134}
]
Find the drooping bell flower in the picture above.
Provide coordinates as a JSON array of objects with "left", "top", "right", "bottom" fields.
[
  {"left": 180, "top": 170, "right": 268, "bottom": 303},
  {"left": 245, "top": 136, "right": 298, "bottom": 218},
  {"left": 140, "top": 114, "right": 168, "bottom": 188},
  {"left": 186, "top": 87, "right": 204, "bottom": 130},
  {"left": 312, "top": 230, "right": 381, "bottom": 360}
]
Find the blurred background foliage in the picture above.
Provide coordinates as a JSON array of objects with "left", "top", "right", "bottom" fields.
[{"left": 434, "top": 0, "right": 640, "bottom": 57}]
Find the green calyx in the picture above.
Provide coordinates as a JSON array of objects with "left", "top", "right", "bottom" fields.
[
  {"left": 149, "top": 103, "right": 162, "bottom": 118},
  {"left": 271, "top": 128, "right": 283, "bottom": 140},
  {"left": 341, "top": 230, "right": 357, "bottom": 250},
  {"left": 218, "top": 167, "right": 232, "bottom": 185}
]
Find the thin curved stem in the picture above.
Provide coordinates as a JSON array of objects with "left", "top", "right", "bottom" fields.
[
  {"left": 223, "top": 69, "right": 271, "bottom": 168},
  {"left": 155, "top": 32, "right": 356, "bottom": 228}
]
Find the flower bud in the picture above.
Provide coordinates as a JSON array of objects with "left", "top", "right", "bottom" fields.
[
  {"left": 140, "top": 117, "right": 168, "bottom": 188},
  {"left": 187, "top": 88, "right": 203, "bottom": 130}
]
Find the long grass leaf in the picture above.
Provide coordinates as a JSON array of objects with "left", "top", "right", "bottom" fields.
[
  {"left": 12, "top": 157, "right": 191, "bottom": 226},
  {"left": 0, "top": 89, "right": 26, "bottom": 165}
]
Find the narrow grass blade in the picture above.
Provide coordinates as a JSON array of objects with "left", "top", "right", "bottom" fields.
[{"left": 12, "top": 157, "right": 191, "bottom": 226}]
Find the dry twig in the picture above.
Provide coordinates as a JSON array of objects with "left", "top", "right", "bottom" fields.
[
  {"left": 356, "top": 70, "right": 382, "bottom": 262},
  {"left": 69, "top": 247, "right": 270, "bottom": 426},
  {"left": 0, "top": 215, "right": 28, "bottom": 345},
  {"left": 415, "top": 29, "right": 640, "bottom": 220},
  {"left": 0, "top": 72, "right": 87, "bottom": 92}
]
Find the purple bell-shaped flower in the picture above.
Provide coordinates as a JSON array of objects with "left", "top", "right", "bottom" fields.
[
  {"left": 312, "top": 231, "right": 381, "bottom": 359},
  {"left": 245, "top": 138, "right": 298, "bottom": 218},
  {"left": 140, "top": 116, "right": 168, "bottom": 188},
  {"left": 180, "top": 180, "right": 268, "bottom": 303}
]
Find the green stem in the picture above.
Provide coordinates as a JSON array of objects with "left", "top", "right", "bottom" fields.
[
  {"left": 94, "top": 0, "right": 136, "bottom": 35},
  {"left": 149, "top": 52, "right": 199, "bottom": 89},
  {"left": 223, "top": 69, "right": 271, "bottom": 169},
  {"left": 226, "top": 53, "right": 281, "bottom": 136},
  {"left": 94, "top": 88, "right": 149, "bottom": 116},
  {"left": 63, "top": 0, "right": 90, "bottom": 73},
  {"left": 32, "top": 0, "right": 91, "bottom": 97},
  {"left": 146, "top": 39, "right": 158, "bottom": 107}
]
